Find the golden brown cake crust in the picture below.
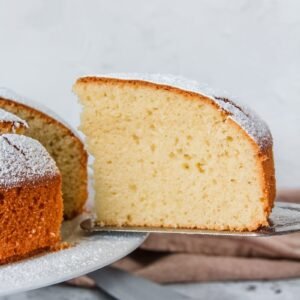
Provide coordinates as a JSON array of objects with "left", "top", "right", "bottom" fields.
[
  {"left": 0, "top": 173, "right": 63, "bottom": 265},
  {"left": 75, "top": 76, "right": 276, "bottom": 231},
  {"left": 0, "top": 121, "right": 26, "bottom": 134},
  {"left": 0, "top": 97, "right": 88, "bottom": 219},
  {"left": 0, "top": 133, "right": 63, "bottom": 264},
  {"left": 0, "top": 108, "right": 28, "bottom": 134}
]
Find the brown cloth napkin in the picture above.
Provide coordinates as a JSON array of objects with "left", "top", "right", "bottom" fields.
[{"left": 69, "top": 190, "right": 300, "bottom": 284}]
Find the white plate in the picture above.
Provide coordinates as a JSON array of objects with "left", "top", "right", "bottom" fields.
[{"left": 0, "top": 212, "right": 147, "bottom": 296}]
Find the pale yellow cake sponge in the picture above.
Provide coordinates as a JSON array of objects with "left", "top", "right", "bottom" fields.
[{"left": 74, "top": 74, "right": 275, "bottom": 231}]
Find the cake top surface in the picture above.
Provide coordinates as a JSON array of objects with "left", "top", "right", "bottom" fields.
[
  {"left": 0, "top": 108, "right": 28, "bottom": 130},
  {"left": 0, "top": 134, "right": 59, "bottom": 188},
  {"left": 78, "top": 73, "right": 272, "bottom": 150}
]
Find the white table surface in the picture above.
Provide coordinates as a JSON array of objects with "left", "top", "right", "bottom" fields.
[{"left": 1, "top": 0, "right": 300, "bottom": 298}]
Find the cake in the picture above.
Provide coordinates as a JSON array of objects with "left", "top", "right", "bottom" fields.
[
  {"left": 0, "top": 89, "right": 88, "bottom": 219},
  {"left": 73, "top": 74, "right": 276, "bottom": 231},
  {"left": 0, "top": 134, "right": 63, "bottom": 264},
  {"left": 0, "top": 108, "right": 28, "bottom": 134}
]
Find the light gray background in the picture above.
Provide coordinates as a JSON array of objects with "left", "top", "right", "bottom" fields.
[
  {"left": 0, "top": 1, "right": 300, "bottom": 299},
  {"left": 0, "top": 0, "right": 299, "bottom": 188}
]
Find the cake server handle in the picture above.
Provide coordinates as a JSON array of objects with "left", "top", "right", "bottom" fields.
[{"left": 88, "top": 266, "right": 191, "bottom": 300}]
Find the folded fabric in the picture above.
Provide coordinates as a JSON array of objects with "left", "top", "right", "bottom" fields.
[{"left": 113, "top": 233, "right": 300, "bottom": 283}]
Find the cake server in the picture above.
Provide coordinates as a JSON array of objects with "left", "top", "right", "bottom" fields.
[
  {"left": 81, "top": 201, "right": 300, "bottom": 237},
  {"left": 88, "top": 266, "right": 191, "bottom": 300}
]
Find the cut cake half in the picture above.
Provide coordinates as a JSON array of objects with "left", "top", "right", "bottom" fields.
[{"left": 0, "top": 89, "right": 88, "bottom": 219}]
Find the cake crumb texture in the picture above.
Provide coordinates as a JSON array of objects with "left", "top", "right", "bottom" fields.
[{"left": 74, "top": 75, "right": 276, "bottom": 231}]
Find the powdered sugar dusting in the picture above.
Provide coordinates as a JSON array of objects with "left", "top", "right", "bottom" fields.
[
  {"left": 0, "top": 108, "right": 28, "bottom": 132},
  {"left": 213, "top": 97, "right": 272, "bottom": 150},
  {"left": 0, "top": 134, "right": 59, "bottom": 188},
  {"left": 89, "top": 73, "right": 272, "bottom": 150}
]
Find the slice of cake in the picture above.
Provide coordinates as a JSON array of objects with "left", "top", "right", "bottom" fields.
[
  {"left": 0, "top": 89, "right": 88, "bottom": 219},
  {"left": 0, "top": 134, "right": 63, "bottom": 264},
  {"left": 74, "top": 74, "right": 276, "bottom": 231}
]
